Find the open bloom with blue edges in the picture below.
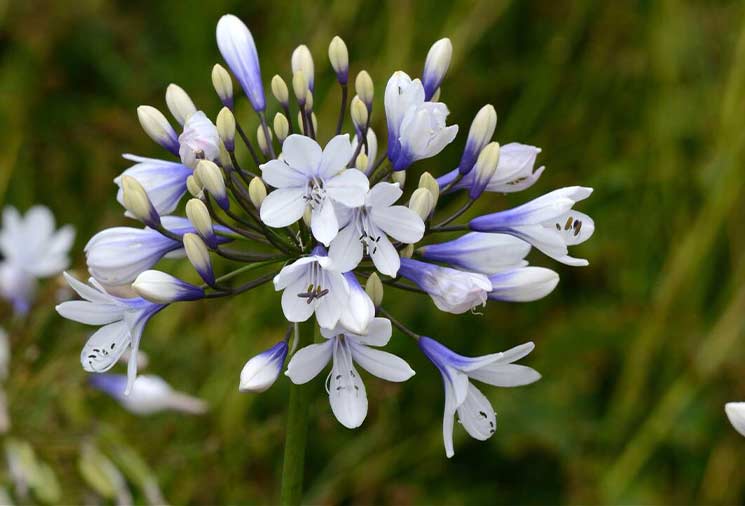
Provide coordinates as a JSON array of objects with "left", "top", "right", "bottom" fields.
[{"left": 56, "top": 12, "right": 594, "bottom": 458}]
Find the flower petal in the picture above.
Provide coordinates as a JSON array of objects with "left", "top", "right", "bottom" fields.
[
  {"left": 370, "top": 205, "right": 424, "bottom": 244},
  {"left": 349, "top": 341, "right": 414, "bottom": 382},
  {"left": 260, "top": 159, "right": 309, "bottom": 189},
  {"left": 318, "top": 134, "right": 354, "bottom": 179},
  {"left": 327, "top": 222, "right": 364, "bottom": 273},
  {"left": 325, "top": 169, "right": 369, "bottom": 208},
  {"left": 366, "top": 182, "right": 403, "bottom": 208},
  {"left": 329, "top": 338, "right": 368, "bottom": 429},
  {"left": 56, "top": 300, "right": 123, "bottom": 325},
  {"left": 281, "top": 276, "right": 316, "bottom": 323},
  {"left": 80, "top": 321, "right": 131, "bottom": 373},
  {"left": 260, "top": 188, "right": 307, "bottom": 227},
  {"left": 310, "top": 198, "right": 339, "bottom": 246},
  {"left": 457, "top": 383, "right": 497, "bottom": 441},
  {"left": 281, "top": 134, "right": 322, "bottom": 175},
  {"left": 285, "top": 340, "right": 333, "bottom": 384}
]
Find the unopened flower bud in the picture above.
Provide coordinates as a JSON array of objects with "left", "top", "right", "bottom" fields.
[
  {"left": 469, "top": 142, "right": 500, "bottom": 200},
  {"left": 121, "top": 175, "right": 160, "bottom": 227},
  {"left": 219, "top": 142, "right": 234, "bottom": 170},
  {"left": 183, "top": 233, "right": 215, "bottom": 286},
  {"left": 133, "top": 270, "right": 204, "bottom": 304},
  {"left": 211, "top": 64, "right": 234, "bottom": 109},
  {"left": 355, "top": 152, "right": 368, "bottom": 172},
  {"left": 273, "top": 113, "right": 289, "bottom": 143},
  {"left": 409, "top": 187, "right": 434, "bottom": 220},
  {"left": 137, "top": 106, "right": 179, "bottom": 154},
  {"left": 302, "top": 206, "right": 312, "bottom": 227},
  {"left": 401, "top": 244, "right": 414, "bottom": 258},
  {"left": 165, "top": 84, "right": 197, "bottom": 125},
  {"left": 297, "top": 111, "right": 317, "bottom": 136},
  {"left": 391, "top": 171, "right": 406, "bottom": 186},
  {"left": 355, "top": 70, "right": 374, "bottom": 109},
  {"left": 248, "top": 177, "right": 267, "bottom": 209},
  {"left": 431, "top": 87, "right": 441, "bottom": 102},
  {"left": 291, "top": 45, "right": 315, "bottom": 91},
  {"left": 365, "top": 273, "right": 384, "bottom": 306},
  {"left": 328, "top": 36, "right": 349, "bottom": 84},
  {"left": 186, "top": 175, "right": 203, "bottom": 198},
  {"left": 271, "top": 75, "right": 289, "bottom": 106},
  {"left": 418, "top": 172, "right": 440, "bottom": 208},
  {"left": 422, "top": 38, "right": 452, "bottom": 100},
  {"left": 304, "top": 90, "right": 314, "bottom": 113},
  {"left": 216, "top": 107, "right": 236, "bottom": 151},
  {"left": 292, "top": 71, "right": 308, "bottom": 106},
  {"left": 256, "top": 125, "right": 273, "bottom": 157},
  {"left": 350, "top": 95, "right": 368, "bottom": 131},
  {"left": 239, "top": 341, "right": 288, "bottom": 393},
  {"left": 185, "top": 198, "right": 216, "bottom": 247},
  {"left": 195, "top": 160, "right": 229, "bottom": 210},
  {"left": 459, "top": 104, "right": 497, "bottom": 175}
]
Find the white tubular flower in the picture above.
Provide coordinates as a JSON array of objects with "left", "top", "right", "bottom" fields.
[
  {"left": 328, "top": 182, "right": 424, "bottom": 276},
  {"left": 239, "top": 340, "right": 288, "bottom": 393},
  {"left": 90, "top": 374, "right": 207, "bottom": 415},
  {"left": 178, "top": 111, "right": 220, "bottom": 169},
  {"left": 132, "top": 270, "right": 204, "bottom": 304},
  {"left": 286, "top": 318, "right": 414, "bottom": 429},
  {"left": 115, "top": 155, "right": 191, "bottom": 217},
  {"left": 398, "top": 258, "right": 492, "bottom": 314},
  {"left": 419, "top": 337, "right": 540, "bottom": 457},
  {"left": 384, "top": 71, "right": 458, "bottom": 171},
  {"left": 726, "top": 403, "right": 745, "bottom": 437},
  {"left": 259, "top": 134, "right": 369, "bottom": 245},
  {"left": 272, "top": 246, "right": 350, "bottom": 329},
  {"left": 56, "top": 273, "right": 165, "bottom": 395},
  {"left": 487, "top": 267, "right": 559, "bottom": 302},
  {"left": 419, "top": 233, "right": 531, "bottom": 274},
  {"left": 469, "top": 186, "right": 594, "bottom": 266},
  {"left": 0, "top": 206, "right": 74, "bottom": 314},
  {"left": 421, "top": 38, "right": 452, "bottom": 100}
]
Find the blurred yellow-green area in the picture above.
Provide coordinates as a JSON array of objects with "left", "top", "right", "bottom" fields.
[{"left": 2, "top": 0, "right": 745, "bottom": 504}]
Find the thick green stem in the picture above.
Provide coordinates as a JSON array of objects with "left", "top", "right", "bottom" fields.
[{"left": 280, "top": 319, "right": 316, "bottom": 505}]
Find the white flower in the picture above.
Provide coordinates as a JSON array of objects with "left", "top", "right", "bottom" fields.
[
  {"left": 272, "top": 247, "right": 350, "bottom": 329},
  {"left": 178, "top": 111, "right": 220, "bottom": 168},
  {"left": 338, "top": 272, "right": 375, "bottom": 335},
  {"left": 726, "top": 402, "right": 745, "bottom": 437},
  {"left": 0, "top": 206, "right": 74, "bottom": 314},
  {"left": 286, "top": 317, "right": 414, "bottom": 428},
  {"left": 384, "top": 71, "right": 458, "bottom": 171},
  {"left": 419, "top": 337, "right": 540, "bottom": 457},
  {"left": 56, "top": 273, "right": 164, "bottom": 395},
  {"left": 419, "top": 232, "right": 531, "bottom": 274},
  {"left": 328, "top": 182, "right": 425, "bottom": 276},
  {"left": 90, "top": 374, "right": 207, "bottom": 415},
  {"left": 259, "top": 134, "right": 369, "bottom": 245}
]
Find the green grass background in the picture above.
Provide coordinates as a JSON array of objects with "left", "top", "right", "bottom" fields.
[{"left": 2, "top": 0, "right": 745, "bottom": 504}]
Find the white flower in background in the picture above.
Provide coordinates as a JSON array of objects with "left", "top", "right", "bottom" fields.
[
  {"left": 259, "top": 134, "right": 369, "bottom": 245},
  {"left": 726, "top": 403, "right": 745, "bottom": 437},
  {"left": 90, "top": 374, "right": 207, "bottom": 415},
  {"left": 329, "top": 182, "right": 424, "bottom": 276},
  {"left": 286, "top": 318, "right": 414, "bottom": 428},
  {"left": 0, "top": 206, "right": 74, "bottom": 314},
  {"left": 419, "top": 337, "right": 540, "bottom": 457}
]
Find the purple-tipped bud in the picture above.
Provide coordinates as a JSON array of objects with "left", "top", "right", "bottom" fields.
[
  {"left": 422, "top": 38, "right": 452, "bottom": 101},
  {"left": 132, "top": 270, "right": 204, "bottom": 304},
  {"left": 239, "top": 341, "right": 288, "bottom": 392}
]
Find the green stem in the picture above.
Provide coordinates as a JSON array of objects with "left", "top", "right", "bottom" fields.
[{"left": 280, "top": 319, "right": 316, "bottom": 505}]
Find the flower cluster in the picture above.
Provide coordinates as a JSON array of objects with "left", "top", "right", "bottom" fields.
[{"left": 57, "top": 14, "right": 594, "bottom": 457}]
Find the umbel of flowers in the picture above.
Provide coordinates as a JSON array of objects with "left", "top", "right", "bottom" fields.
[{"left": 56, "top": 13, "right": 594, "bottom": 501}]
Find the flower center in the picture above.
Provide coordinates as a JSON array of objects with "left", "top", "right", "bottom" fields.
[
  {"left": 357, "top": 211, "right": 381, "bottom": 255},
  {"left": 303, "top": 180, "right": 327, "bottom": 210},
  {"left": 296, "top": 261, "right": 329, "bottom": 304}
]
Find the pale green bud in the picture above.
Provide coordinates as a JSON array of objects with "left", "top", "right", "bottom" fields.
[
  {"left": 355, "top": 152, "right": 369, "bottom": 173},
  {"left": 365, "top": 273, "right": 384, "bottom": 306},
  {"left": 121, "top": 175, "right": 159, "bottom": 227},
  {"left": 248, "top": 177, "right": 267, "bottom": 209},
  {"left": 292, "top": 71, "right": 308, "bottom": 105},
  {"left": 216, "top": 107, "right": 236, "bottom": 151},
  {"left": 273, "top": 113, "right": 289, "bottom": 143},
  {"left": 271, "top": 75, "right": 289, "bottom": 105},
  {"left": 195, "top": 160, "right": 228, "bottom": 209},
  {"left": 350, "top": 95, "right": 368, "bottom": 130},
  {"left": 165, "top": 83, "right": 196, "bottom": 125},
  {"left": 418, "top": 172, "right": 440, "bottom": 208},
  {"left": 211, "top": 64, "right": 233, "bottom": 107},
  {"left": 391, "top": 171, "right": 406, "bottom": 186},
  {"left": 186, "top": 175, "right": 203, "bottom": 198},
  {"left": 185, "top": 198, "right": 214, "bottom": 244},
  {"left": 328, "top": 36, "right": 349, "bottom": 84},
  {"left": 355, "top": 70, "right": 374, "bottom": 108},
  {"left": 409, "top": 187, "right": 434, "bottom": 220},
  {"left": 257, "top": 125, "right": 273, "bottom": 157}
]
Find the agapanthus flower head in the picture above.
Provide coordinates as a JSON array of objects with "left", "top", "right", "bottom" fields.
[{"left": 58, "top": 12, "right": 595, "bottom": 463}]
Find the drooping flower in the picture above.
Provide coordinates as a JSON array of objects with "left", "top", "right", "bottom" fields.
[
  {"left": 90, "top": 374, "right": 207, "bottom": 415},
  {"left": 726, "top": 403, "right": 745, "bottom": 437},
  {"left": 239, "top": 340, "right": 289, "bottom": 393},
  {"left": 384, "top": 72, "right": 458, "bottom": 171},
  {"left": 272, "top": 246, "right": 350, "bottom": 329},
  {"left": 418, "top": 336, "right": 540, "bottom": 457},
  {"left": 0, "top": 206, "right": 74, "bottom": 314},
  {"left": 178, "top": 111, "right": 221, "bottom": 168},
  {"left": 114, "top": 155, "right": 192, "bottom": 216},
  {"left": 132, "top": 270, "right": 204, "bottom": 304},
  {"left": 398, "top": 258, "right": 492, "bottom": 314},
  {"left": 418, "top": 232, "right": 531, "bottom": 274},
  {"left": 328, "top": 182, "right": 425, "bottom": 276},
  {"left": 56, "top": 273, "right": 165, "bottom": 395},
  {"left": 259, "top": 134, "right": 369, "bottom": 245},
  {"left": 286, "top": 317, "right": 414, "bottom": 428},
  {"left": 469, "top": 187, "right": 594, "bottom": 266},
  {"left": 487, "top": 267, "right": 559, "bottom": 302}
]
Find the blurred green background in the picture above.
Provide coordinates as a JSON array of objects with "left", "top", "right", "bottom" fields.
[{"left": 2, "top": 0, "right": 745, "bottom": 504}]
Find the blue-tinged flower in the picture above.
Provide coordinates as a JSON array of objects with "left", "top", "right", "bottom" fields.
[
  {"left": 384, "top": 71, "right": 458, "bottom": 171},
  {"left": 216, "top": 14, "right": 266, "bottom": 112},
  {"left": 259, "top": 134, "right": 369, "bottom": 245},
  {"left": 85, "top": 216, "right": 208, "bottom": 286},
  {"left": 469, "top": 186, "right": 594, "bottom": 266},
  {"left": 398, "top": 258, "right": 491, "bottom": 314},
  {"left": 273, "top": 246, "right": 350, "bottom": 329},
  {"left": 239, "top": 340, "right": 288, "bottom": 393},
  {"left": 178, "top": 111, "right": 220, "bottom": 169},
  {"left": 0, "top": 206, "right": 74, "bottom": 314},
  {"left": 56, "top": 273, "right": 165, "bottom": 395},
  {"left": 328, "top": 182, "right": 424, "bottom": 276},
  {"left": 418, "top": 232, "right": 531, "bottom": 274},
  {"left": 418, "top": 336, "right": 540, "bottom": 457},
  {"left": 438, "top": 142, "right": 545, "bottom": 193},
  {"left": 338, "top": 273, "right": 375, "bottom": 335},
  {"left": 487, "top": 267, "right": 559, "bottom": 302},
  {"left": 90, "top": 374, "right": 207, "bottom": 415},
  {"left": 115, "top": 155, "right": 191, "bottom": 217},
  {"left": 726, "top": 403, "right": 745, "bottom": 437},
  {"left": 421, "top": 38, "right": 452, "bottom": 100},
  {"left": 286, "top": 317, "right": 414, "bottom": 429},
  {"left": 455, "top": 105, "right": 497, "bottom": 176},
  {"left": 132, "top": 270, "right": 204, "bottom": 304}
]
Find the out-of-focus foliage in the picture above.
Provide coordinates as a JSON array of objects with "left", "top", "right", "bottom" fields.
[{"left": 1, "top": 0, "right": 745, "bottom": 504}]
